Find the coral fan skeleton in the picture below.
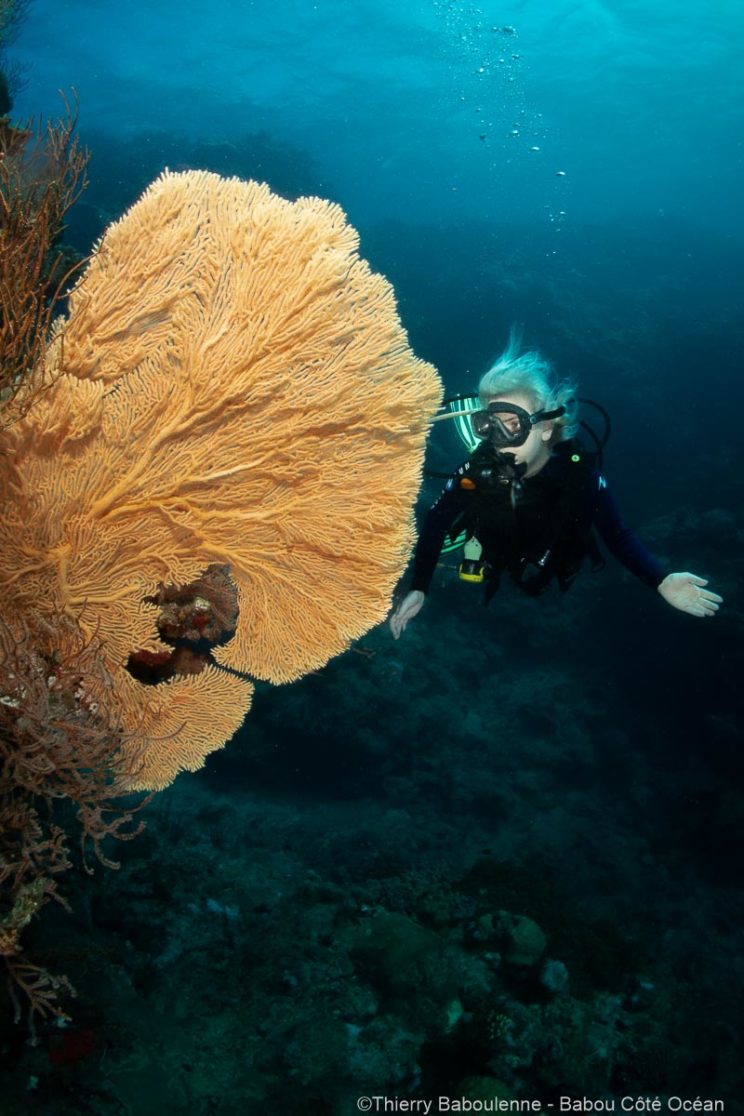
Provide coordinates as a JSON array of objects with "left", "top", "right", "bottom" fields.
[{"left": 0, "top": 164, "right": 439, "bottom": 1024}]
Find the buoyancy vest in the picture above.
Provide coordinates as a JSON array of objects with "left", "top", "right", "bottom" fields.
[{"left": 448, "top": 440, "right": 605, "bottom": 599}]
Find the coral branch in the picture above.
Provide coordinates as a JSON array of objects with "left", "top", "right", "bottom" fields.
[
  {"left": 0, "top": 616, "right": 149, "bottom": 1022},
  {"left": 0, "top": 95, "right": 89, "bottom": 422}
]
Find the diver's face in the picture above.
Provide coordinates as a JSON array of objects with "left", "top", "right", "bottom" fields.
[{"left": 484, "top": 391, "right": 553, "bottom": 474}]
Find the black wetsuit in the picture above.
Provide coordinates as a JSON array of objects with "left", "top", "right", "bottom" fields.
[{"left": 410, "top": 446, "right": 666, "bottom": 597}]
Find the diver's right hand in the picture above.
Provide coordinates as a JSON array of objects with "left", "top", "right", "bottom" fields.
[{"left": 389, "top": 590, "right": 425, "bottom": 640}]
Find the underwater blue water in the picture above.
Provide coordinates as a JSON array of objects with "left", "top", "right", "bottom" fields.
[
  {"left": 3, "top": 3, "right": 744, "bottom": 1110},
  {"left": 13, "top": 0, "right": 744, "bottom": 233}
]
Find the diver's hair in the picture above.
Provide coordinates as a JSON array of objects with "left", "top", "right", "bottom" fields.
[{"left": 477, "top": 328, "right": 579, "bottom": 443}]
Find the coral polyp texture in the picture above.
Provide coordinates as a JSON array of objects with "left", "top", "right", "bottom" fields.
[{"left": 0, "top": 170, "right": 441, "bottom": 789}]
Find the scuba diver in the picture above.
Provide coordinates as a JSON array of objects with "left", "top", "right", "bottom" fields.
[{"left": 390, "top": 335, "right": 723, "bottom": 639}]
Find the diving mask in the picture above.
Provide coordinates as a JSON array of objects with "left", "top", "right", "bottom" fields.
[{"left": 470, "top": 401, "right": 566, "bottom": 449}]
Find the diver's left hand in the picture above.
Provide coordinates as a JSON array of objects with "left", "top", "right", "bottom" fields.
[{"left": 658, "top": 572, "right": 723, "bottom": 618}]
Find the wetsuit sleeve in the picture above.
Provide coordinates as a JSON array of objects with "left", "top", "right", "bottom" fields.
[
  {"left": 593, "top": 476, "right": 666, "bottom": 589},
  {"left": 409, "top": 476, "right": 466, "bottom": 594}
]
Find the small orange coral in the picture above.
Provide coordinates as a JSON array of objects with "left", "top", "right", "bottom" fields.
[
  {"left": 0, "top": 171, "right": 441, "bottom": 789},
  {"left": 0, "top": 614, "right": 149, "bottom": 1022},
  {"left": 0, "top": 101, "right": 88, "bottom": 420}
]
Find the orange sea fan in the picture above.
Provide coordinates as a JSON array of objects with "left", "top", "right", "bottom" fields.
[{"left": 0, "top": 171, "right": 441, "bottom": 789}]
